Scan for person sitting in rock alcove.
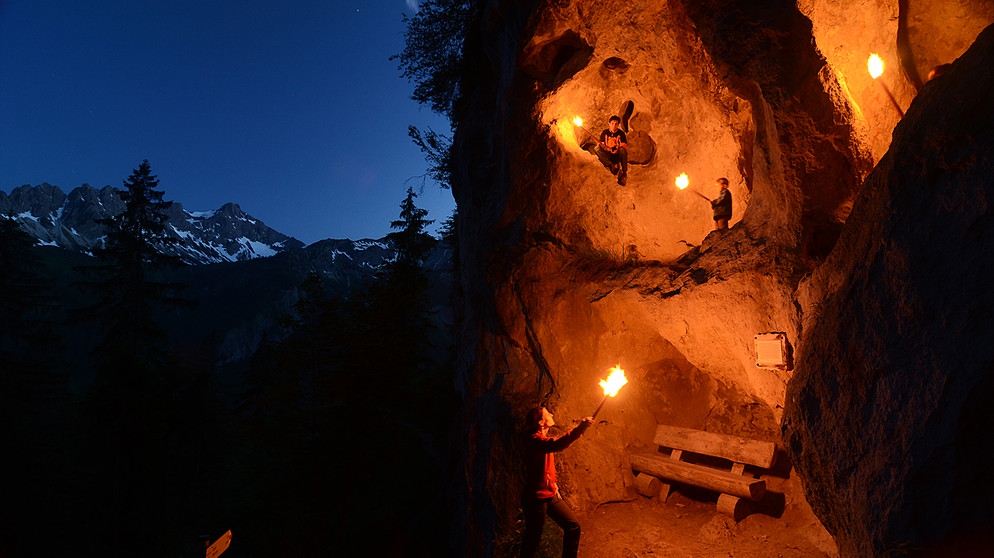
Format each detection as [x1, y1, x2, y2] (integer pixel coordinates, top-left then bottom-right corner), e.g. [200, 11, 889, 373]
[596, 115, 629, 186]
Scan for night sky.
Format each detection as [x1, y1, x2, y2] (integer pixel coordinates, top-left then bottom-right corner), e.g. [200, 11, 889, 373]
[0, 0, 455, 245]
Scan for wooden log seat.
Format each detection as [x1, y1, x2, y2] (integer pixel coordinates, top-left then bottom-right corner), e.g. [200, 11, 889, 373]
[629, 452, 766, 501]
[629, 425, 777, 520]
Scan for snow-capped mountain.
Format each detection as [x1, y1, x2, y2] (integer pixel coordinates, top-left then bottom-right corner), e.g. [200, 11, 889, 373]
[0, 183, 304, 264]
[3, 182, 454, 363]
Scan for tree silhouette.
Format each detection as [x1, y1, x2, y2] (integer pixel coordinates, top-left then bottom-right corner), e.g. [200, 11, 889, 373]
[387, 186, 437, 268]
[0, 215, 70, 558]
[393, 0, 473, 119]
[223, 189, 457, 555]
[394, 0, 472, 189]
[72, 160, 194, 557]
[78, 159, 187, 371]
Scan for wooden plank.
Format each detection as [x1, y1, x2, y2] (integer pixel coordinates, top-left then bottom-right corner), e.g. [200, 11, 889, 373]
[653, 425, 776, 469]
[630, 452, 766, 501]
[206, 530, 232, 558]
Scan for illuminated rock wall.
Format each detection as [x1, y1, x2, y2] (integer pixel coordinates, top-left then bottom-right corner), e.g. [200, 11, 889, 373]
[783, 25, 994, 556]
[448, 0, 993, 553]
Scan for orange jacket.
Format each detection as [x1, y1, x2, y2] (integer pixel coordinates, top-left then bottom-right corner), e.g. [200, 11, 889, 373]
[523, 425, 587, 499]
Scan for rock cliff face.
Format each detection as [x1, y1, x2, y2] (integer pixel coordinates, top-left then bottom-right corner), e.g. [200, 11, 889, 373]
[784, 25, 994, 556]
[448, 0, 993, 555]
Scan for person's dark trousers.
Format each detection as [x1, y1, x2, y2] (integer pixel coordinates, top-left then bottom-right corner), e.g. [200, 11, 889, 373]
[615, 147, 628, 175]
[595, 147, 629, 175]
[519, 496, 582, 558]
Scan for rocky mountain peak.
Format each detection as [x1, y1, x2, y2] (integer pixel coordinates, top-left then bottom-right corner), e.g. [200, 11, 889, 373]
[0, 183, 303, 264]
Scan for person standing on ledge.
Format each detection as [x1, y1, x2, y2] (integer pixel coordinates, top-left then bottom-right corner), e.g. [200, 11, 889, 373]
[596, 115, 629, 186]
[711, 177, 732, 230]
[519, 406, 594, 558]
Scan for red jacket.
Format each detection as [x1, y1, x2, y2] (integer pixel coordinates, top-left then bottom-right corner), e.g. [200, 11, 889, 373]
[523, 425, 587, 499]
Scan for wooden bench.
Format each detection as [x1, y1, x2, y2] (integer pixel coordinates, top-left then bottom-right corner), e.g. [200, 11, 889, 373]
[629, 424, 776, 521]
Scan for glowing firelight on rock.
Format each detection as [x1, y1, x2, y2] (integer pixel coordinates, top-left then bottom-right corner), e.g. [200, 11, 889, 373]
[866, 53, 905, 117]
[572, 115, 599, 144]
[867, 53, 884, 79]
[676, 172, 711, 202]
[592, 365, 628, 419]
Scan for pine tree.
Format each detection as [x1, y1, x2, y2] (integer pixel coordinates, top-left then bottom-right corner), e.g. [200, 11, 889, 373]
[73, 160, 192, 557]
[78, 159, 187, 372]
[387, 186, 436, 268]
[350, 188, 438, 412]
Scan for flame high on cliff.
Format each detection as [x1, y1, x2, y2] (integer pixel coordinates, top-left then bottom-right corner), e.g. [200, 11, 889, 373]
[867, 53, 904, 117]
[867, 53, 884, 79]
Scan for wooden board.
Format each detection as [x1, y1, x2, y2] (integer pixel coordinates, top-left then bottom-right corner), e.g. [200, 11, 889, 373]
[206, 530, 232, 558]
[653, 425, 776, 469]
[630, 452, 766, 501]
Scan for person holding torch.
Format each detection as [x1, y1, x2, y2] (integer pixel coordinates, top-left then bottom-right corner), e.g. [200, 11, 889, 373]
[711, 177, 732, 230]
[519, 406, 594, 558]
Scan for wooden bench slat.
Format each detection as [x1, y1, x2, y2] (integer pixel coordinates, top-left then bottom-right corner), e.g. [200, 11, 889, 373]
[653, 425, 776, 469]
[630, 452, 766, 501]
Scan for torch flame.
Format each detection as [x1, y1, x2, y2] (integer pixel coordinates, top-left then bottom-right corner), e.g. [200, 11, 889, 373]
[572, 116, 584, 127]
[675, 173, 690, 190]
[599, 365, 628, 397]
[867, 53, 884, 79]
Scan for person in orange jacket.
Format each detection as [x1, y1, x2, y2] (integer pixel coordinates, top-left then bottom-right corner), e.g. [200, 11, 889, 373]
[519, 406, 595, 558]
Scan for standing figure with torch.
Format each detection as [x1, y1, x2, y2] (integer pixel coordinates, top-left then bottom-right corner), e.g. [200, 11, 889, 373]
[519, 406, 594, 558]
[710, 177, 732, 230]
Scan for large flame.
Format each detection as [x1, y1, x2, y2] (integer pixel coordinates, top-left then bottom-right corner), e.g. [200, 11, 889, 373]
[599, 365, 628, 397]
[867, 53, 884, 79]
[675, 173, 690, 190]
[572, 116, 584, 127]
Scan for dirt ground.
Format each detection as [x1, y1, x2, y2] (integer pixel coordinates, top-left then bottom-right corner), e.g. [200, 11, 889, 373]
[578, 489, 838, 558]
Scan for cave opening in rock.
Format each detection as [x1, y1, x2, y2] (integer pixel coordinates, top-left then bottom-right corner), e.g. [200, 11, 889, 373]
[451, 1, 994, 556]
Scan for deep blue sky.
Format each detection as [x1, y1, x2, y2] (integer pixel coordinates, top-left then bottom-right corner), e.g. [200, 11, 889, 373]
[0, 0, 455, 245]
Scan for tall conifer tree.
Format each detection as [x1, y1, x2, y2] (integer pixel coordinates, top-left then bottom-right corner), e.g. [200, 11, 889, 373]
[73, 160, 191, 557]
[78, 159, 186, 372]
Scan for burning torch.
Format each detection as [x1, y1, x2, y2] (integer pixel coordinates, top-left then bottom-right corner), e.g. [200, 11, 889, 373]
[572, 116, 600, 144]
[591, 365, 629, 420]
[867, 53, 905, 118]
[676, 172, 711, 202]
